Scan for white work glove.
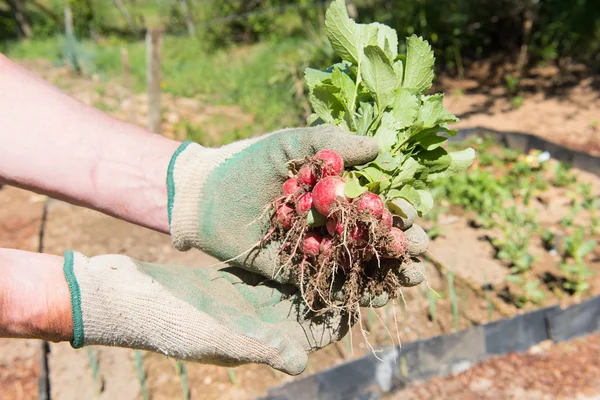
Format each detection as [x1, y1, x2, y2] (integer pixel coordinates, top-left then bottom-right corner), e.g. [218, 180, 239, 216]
[63, 250, 348, 375]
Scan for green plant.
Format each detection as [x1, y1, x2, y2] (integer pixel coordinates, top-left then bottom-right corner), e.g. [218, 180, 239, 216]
[505, 275, 546, 307]
[134, 350, 148, 400]
[447, 271, 459, 331]
[227, 368, 238, 386]
[175, 360, 190, 400]
[305, 0, 475, 217]
[510, 95, 524, 109]
[577, 183, 600, 211]
[86, 347, 103, 394]
[427, 288, 439, 322]
[553, 162, 577, 187]
[559, 227, 596, 294]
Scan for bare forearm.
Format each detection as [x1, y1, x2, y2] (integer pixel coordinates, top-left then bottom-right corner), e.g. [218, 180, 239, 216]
[0, 54, 180, 233]
[0, 249, 72, 342]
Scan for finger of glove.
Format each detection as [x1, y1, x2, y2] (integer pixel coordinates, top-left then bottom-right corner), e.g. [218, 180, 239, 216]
[277, 297, 350, 354]
[404, 224, 429, 256]
[298, 124, 380, 167]
[398, 258, 426, 287]
[390, 198, 418, 230]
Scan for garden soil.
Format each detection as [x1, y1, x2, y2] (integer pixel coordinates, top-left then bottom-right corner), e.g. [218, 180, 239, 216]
[1, 61, 600, 399]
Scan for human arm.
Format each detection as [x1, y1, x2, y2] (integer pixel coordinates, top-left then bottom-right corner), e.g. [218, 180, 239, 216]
[0, 53, 179, 233]
[0, 248, 72, 342]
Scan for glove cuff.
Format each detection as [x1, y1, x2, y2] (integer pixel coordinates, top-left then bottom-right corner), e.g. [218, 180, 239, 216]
[167, 141, 213, 251]
[63, 250, 84, 348]
[166, 137, 266, 252]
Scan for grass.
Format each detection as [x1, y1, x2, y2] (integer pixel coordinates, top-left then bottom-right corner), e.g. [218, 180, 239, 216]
[2, 34, 307, 144]
[134, 350, 149, 400]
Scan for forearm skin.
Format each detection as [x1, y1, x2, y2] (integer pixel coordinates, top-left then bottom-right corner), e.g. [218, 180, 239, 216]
[0, 249, 72, 342]
[0, 53, 180, 233]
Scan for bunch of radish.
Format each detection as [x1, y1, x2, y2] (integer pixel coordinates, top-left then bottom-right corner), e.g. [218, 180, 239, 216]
[271, 149, 410, 310]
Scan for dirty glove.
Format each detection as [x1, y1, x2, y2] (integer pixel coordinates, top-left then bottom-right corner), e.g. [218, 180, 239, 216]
[167, 125, 430, 295]
[63, 250, 349, 375]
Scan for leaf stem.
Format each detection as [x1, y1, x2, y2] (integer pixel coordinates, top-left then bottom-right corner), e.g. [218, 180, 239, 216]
[350, 60, 362, 128]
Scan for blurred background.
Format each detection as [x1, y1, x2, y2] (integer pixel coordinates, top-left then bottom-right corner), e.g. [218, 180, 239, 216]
[1, 1, 600, 399]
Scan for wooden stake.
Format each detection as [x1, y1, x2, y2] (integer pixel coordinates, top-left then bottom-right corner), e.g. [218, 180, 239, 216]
[121, 48, 136, 124]
[146, 27, 163, 134]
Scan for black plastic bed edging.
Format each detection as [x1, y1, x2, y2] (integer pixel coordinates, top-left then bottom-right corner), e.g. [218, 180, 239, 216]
[260, 295, 600, 400]
[259, 128, 600, 400]
[449, 127, 600, 177]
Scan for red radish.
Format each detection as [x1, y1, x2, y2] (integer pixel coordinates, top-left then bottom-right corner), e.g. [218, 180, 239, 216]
[296, 193, 313, 214]
[283, 178, 300, 196]
[314, 149, 344, 177]
[320, 237, 333, 258]
[326, 218, 344, 236]
[313, 176, 347, 216]
[381, 209, 393, 230]
[302, 232, 322, 257]
[276, 204, 294, 230]
[298, 164, 317, 186]
[355, 192, 384, 219]
[351, 226, 368, 246]
[385, 227, 408, 258]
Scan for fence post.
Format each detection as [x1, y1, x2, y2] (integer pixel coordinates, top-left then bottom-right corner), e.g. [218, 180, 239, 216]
[121, 47, 136, 124]
[146, 27, 163, 134]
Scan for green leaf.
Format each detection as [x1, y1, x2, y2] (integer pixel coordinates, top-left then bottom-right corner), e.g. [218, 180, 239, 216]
[374, 23, 399, 60]
[402, 35, 435, 94]
[324, 0, 377, 65]
[356, 102, 374, 136]
[393, 59, 403, 87]
[304, 68, 332, 88]
[373, 112, 398, 151]
[309, 84, 344, 124]
[331, 67, 356, 110]
[427, 148, 476, 181]
[360, 166, 387, 182]
[415, 147, 452, 174]
[505, 275, 524, 284]
[344, 177, 368, 198]
[577, 240, 597, 259]
[373, 151, 401, 171]
[416, 189, 434, 215]
[387, 186, 421, 211]
[390, 88, 419, 130]
[361, 46, 396, 111]
[417, 94, 458, 129]
[307, 207, 327, 227]
[417, 134, 447, 151]
[391, 157, 420, 187]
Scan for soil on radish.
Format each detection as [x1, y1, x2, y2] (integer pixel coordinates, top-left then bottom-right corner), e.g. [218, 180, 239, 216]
[268, 151, 413, 317]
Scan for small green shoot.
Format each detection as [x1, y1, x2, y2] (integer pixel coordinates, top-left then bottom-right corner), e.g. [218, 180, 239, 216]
[447, 270, 459, 331]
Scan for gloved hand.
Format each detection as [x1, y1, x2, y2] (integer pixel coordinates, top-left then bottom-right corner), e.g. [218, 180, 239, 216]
[167, 125, 429, 298]
[63, 250, 349, 375]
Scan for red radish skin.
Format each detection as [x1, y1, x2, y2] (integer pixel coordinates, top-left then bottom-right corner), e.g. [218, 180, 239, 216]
[313, 176, 347, 216]
[382, 209, 393, 230]
[302, 232, 322, 257]
[386, 228, 408, 258]
[320, 237, 333, 258]
[283, 178, 301, 196]
[296, 193, 313, 214]
[351, 226, 368, 246]
[355, 192, 384, 219]
[326, 218, 344, 236]
[314, 149, 344, 177]
[298, 164, 317, 186]
[276, 204, 294, 230]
